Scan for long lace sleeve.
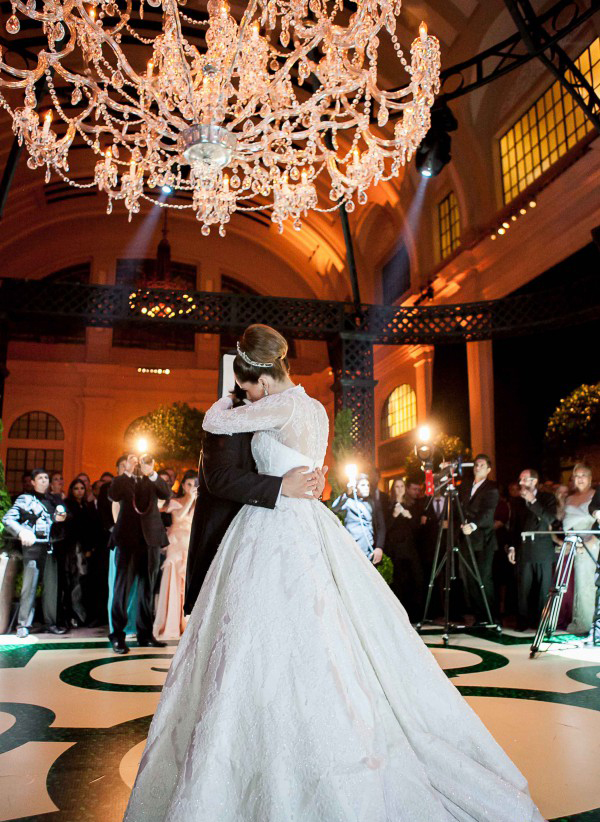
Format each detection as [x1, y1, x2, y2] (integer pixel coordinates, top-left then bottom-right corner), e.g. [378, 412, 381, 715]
[203, 393, 295, 435]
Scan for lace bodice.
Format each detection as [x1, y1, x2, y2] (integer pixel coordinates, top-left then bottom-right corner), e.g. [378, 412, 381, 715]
[203, 385, 329, 476]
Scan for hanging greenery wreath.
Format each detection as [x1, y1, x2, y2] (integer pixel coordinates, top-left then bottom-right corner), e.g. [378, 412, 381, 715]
[545, 383, 600, 453]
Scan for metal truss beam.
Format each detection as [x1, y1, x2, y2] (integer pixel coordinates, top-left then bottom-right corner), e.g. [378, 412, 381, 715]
[387, 0, 599, 109]
[2, 274, 598, 344]
[504, 0, 600, 133]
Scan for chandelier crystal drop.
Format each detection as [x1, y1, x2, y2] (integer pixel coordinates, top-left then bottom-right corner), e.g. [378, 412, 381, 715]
[0, 0, 440, 234]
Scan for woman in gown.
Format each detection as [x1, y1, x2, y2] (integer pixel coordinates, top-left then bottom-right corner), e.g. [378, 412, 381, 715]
[124, 324, 545, 822]
[153, 470, 198, 641]
[561, 463, 598, 635]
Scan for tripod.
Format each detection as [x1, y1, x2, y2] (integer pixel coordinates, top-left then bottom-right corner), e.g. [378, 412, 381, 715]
[528, 529, 599, 658]
[417, 483, 497, 645]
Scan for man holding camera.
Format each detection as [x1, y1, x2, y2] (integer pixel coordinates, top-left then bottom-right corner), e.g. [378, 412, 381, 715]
[508, 468, 557, 631]
[331, 473, 386, 564]
[2, 467, 67, 638]
[108, 454, 172, 654]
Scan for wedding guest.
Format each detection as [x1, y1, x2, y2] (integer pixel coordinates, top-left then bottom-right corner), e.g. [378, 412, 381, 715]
[2, 468, 67, 637]
[384, 478, 422, 620]
[106, 456, 138, 637]
[108, 454, 171, 654]
[154, 470, 198, 640]
[63, 478, 102, 626]
[76, 472, 95, 503]
[49, 471, 65, 503]
[459, 454, 499, 625]
[559, 464, 598, 635]
[508, 469, 557, 631]
[331, 474, 385, 564]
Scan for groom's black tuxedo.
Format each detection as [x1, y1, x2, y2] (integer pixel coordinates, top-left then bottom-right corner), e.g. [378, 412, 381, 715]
[184, 430, 282, 615]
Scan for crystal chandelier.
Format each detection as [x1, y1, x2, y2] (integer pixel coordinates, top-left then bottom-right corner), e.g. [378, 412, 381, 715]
[0, 0, 440, 235]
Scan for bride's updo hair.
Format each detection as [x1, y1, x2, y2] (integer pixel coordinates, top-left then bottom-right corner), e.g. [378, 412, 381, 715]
[234, 324, 289, 383]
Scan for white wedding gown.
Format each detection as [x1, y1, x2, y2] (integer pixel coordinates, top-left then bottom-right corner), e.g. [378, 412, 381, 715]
[124, 385, 544, 822]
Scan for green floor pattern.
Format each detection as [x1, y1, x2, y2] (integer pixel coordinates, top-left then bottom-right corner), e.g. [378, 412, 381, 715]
[0, 636, 598, 821]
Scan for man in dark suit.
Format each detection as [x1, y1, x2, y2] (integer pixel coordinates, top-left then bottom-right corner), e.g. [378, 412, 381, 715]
[108, 454, 172, 653]
[459, 454, 500, 624]
[184, 392, 326, 615]
[508, 468, 557, 631]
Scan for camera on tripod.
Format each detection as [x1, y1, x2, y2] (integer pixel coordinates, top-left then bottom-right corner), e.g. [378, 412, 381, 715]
[414, 426, 472, 496]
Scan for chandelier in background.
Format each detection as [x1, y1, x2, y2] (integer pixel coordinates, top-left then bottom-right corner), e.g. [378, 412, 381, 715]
[0, 0, 440, 234]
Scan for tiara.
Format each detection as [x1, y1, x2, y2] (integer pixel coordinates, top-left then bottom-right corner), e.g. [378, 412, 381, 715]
[236, 341, 275, 369]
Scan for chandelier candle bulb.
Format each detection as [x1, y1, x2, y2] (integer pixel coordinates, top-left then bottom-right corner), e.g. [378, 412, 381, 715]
[147, 61, 154, 79]
[42, 110, 52, 139]
[419, 22, 428, 41]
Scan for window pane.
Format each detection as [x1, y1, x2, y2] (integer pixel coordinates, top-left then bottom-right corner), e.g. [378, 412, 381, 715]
[437, 191, 461, 261]
[8, 412, 64, 440]
[500, 37, 598, 203]
[382, 385, 417, 439]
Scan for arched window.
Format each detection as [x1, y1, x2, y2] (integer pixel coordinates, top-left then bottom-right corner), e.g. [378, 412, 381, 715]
[6, 412, 64, 495]
[381, 385, 417, 440]
[9, 411, 64, 440]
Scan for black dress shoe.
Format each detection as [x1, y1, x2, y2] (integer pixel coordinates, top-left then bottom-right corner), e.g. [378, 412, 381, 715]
[47, 625, 67, 635]
[137, 636, 167, 647]
[111, 638, 130, 655]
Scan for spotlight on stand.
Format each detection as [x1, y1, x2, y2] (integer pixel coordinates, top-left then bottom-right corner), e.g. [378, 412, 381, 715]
[416, 102, 458, 179]
[136, 436, 149, 454]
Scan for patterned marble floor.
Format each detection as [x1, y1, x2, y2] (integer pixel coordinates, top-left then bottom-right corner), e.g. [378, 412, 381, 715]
[0, 627, 598, 822]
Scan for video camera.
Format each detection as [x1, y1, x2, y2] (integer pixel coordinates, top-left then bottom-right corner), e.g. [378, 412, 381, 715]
[414, 426, 472, 496]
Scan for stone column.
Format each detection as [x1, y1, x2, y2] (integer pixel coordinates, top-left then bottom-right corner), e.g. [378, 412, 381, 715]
[466, 340, 495, 463]
[409, 345, 434, 424]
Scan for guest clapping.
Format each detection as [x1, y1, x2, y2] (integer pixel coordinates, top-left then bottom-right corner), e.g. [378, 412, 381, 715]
[384, 478, 422, 620]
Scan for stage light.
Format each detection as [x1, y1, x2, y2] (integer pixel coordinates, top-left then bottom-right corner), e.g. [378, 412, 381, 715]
[161, 184, 173, 195]
[502, 221, 510, 229]
[136, 436, 149, 453]
[491, 234, 497, 240]
[415, 102, 458, 179]
[511, 215, 517, 221]
[529, 200, 537, 208]
[520, 208, 527, 215]
[498, 227, 506, 235]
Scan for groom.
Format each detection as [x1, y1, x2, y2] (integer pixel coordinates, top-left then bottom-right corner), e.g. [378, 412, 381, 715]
[184, 386, 327, 614]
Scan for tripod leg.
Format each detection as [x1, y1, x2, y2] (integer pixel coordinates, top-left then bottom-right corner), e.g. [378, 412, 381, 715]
[442, 497, 453, 645]
[530, 538, 575, 657]
[419, 517, 446, 630]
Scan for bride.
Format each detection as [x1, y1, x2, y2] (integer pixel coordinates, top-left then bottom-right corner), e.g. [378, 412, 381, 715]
[124, 324, 545, 822]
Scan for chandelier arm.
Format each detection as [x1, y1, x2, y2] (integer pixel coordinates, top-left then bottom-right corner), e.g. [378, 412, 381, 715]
[11, 0, 63, 24]
[74, 0, 134, 39]
[0, 59, 47, 88]
[214, 0, 261, 116]
[165, 0, 199, 120]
